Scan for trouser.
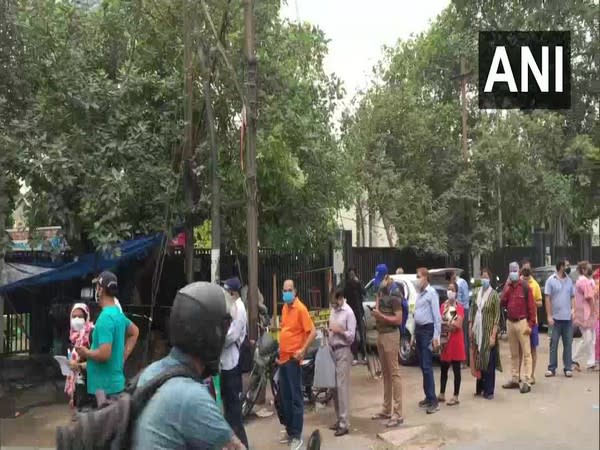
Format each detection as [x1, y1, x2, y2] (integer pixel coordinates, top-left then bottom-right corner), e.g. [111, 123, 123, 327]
[415, 324, 436, 405]
[332, 346, 353, 429]
[221, 366, 249, 448]
[279, 360, 303, 440]
[351, 310, 366, 359]
[573, 326, 595, 368]
[548, 319, 573, 373]
[507, 319, 532, 384]
[476, 345, 497, 397]
[440, 361, 461, 396]
[376, 330, 403, 417]
[463, 309, 470, 366]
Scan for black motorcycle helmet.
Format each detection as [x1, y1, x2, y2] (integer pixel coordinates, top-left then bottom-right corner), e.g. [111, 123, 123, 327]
[169, 282, 233, 378]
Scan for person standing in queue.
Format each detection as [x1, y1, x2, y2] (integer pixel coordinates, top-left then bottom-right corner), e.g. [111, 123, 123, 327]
[76, 271, 139, 405]
[544, 260, 575, 378]
[220, 277, 249, 449]
[414, 267, 442, 414]
[370, 275, 405, 427]
[470, 269, 502, 399]
[501, 262, 536, 393]
[520, 261, 542, 384]
[438, 281, 465, 406]
[343, 268, 366, 364]
[278, 279, 316, 450]
[328, 288, 356, 436]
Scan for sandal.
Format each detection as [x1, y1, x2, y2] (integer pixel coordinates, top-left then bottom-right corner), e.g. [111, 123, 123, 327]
[437, 394, 446, 403]
[447, 397, 460, 406]
[371, 412, 391, 420]
[573, 361, 581, 372]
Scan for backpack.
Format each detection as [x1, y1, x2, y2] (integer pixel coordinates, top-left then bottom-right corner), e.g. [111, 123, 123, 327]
[56, 366, 199, 450]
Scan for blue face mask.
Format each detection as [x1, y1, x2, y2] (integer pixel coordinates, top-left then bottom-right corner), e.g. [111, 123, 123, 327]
[282, 291, 295, 304]
[509, 272, 519, 282]
[481, 279, 490, 290]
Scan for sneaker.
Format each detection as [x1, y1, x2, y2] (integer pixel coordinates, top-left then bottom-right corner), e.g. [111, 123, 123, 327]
[502, 381, 520, 389]
[483, 394, 494, 400]
[290, 438, 304, 450]
[426, 403, 440, 414]
[385, 415, 404, 427]
[544, 370, 555, 377]
[279, 436, 290, 445]
[520, 383, 531, 394]
[418, 399, 431, 408]
[564, 370, 573, 378]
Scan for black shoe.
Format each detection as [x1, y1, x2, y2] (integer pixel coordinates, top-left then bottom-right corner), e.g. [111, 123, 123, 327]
[328, 423, 339, 431]
[334, 428, 349, 437]
[426, 403, 440, 414]
[418, 399, 431, 408]
[502, 381, 520, 389]
[520, 383, 531, 394]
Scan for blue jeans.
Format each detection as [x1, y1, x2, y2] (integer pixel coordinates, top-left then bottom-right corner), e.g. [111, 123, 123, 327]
[548, 319, 573, 373]
[415, 324, 437, 405]
[279, 360, 303, 439]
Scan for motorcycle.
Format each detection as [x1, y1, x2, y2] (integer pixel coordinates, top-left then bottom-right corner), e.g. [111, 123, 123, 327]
[241, 326, 332, 419]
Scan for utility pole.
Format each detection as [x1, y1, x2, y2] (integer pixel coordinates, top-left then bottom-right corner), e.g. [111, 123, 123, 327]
[182, 0, 195, 283]
[199, 47, 221, 284]
[243, 0, 259, 343]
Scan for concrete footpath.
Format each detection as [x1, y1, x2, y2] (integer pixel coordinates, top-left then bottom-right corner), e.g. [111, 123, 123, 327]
[1, 334, 598, 449]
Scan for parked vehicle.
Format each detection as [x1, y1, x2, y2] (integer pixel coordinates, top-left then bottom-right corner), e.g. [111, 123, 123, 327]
[241, 327, 331, 419]
[362, 268, 466, 366]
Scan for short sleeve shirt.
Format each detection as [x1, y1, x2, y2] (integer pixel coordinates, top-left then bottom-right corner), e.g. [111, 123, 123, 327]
[544, 273, 575, 321]
[376, 283, 403, 334]
[133, 349, 233, 449]
[279, 298, 315, 364]
[86, 305, 132, 395]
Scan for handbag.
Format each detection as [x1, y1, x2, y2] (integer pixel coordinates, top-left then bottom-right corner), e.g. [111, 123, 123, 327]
[313, 334, 337, 389]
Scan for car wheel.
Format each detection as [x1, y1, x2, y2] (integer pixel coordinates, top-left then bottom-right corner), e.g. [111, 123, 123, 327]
[399, 332, 417, 366]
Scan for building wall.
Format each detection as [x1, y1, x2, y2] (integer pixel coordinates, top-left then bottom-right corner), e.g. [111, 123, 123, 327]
[337, 205, 395, 248]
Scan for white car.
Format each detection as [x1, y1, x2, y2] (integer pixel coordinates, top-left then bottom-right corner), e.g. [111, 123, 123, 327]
[362, 268, 466, 365]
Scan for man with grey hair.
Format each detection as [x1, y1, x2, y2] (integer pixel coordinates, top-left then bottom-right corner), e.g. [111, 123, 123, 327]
[501, 262, 537, 393]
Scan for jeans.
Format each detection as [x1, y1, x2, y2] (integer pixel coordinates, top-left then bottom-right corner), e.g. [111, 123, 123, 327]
[221, 366, 249, 448]
[548, 319, 573, 373]
[463, 309, 470, 367]
[415, 324, 437, 405]
[279, 360, 303, 439]
[476, 345, 497, 397]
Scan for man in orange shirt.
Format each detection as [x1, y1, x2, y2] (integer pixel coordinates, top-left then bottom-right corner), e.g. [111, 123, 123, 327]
[278, 279, 316, 450]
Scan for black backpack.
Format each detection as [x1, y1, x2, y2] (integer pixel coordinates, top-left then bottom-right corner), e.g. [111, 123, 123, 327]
[237, 334, 253, 374]
[56, 366, 199, 450]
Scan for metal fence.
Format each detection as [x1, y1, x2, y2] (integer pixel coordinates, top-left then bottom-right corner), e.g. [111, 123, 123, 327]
[2, 312, 31, 355]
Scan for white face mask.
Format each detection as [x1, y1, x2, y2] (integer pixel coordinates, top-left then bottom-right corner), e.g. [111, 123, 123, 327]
[447, 291, 457, 301]
[71, 317, 85, 331]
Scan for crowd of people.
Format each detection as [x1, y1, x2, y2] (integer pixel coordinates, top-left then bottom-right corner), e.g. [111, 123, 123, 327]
[60, 259, 599, 450]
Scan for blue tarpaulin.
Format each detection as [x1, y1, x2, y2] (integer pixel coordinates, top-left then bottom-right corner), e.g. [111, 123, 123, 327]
[0, 234, 163, 294]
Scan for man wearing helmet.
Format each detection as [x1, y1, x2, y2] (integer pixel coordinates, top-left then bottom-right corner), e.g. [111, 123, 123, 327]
[132, 282, 246, 449]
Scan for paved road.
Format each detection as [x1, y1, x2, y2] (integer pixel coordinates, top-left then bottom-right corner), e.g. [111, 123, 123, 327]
[1, 333, 598, 449]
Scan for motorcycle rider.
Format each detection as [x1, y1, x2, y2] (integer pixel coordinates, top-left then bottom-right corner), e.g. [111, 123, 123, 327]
[132, 282, 246, 449]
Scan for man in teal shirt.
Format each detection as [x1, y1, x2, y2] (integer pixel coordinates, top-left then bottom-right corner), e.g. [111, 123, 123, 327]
[77, 271, 139, 399]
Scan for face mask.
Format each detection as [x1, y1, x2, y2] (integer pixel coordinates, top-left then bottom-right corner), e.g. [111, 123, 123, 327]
[481, 279, 490, 290]
[71, 318, 85, 332]
[446, 291, 456, 300]
[282, 291, 295, 304]
[509, 272, 519, 282]
[565, 267, 571, 275]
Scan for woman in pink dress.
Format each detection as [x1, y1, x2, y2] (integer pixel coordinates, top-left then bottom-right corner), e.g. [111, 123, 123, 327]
[573, 261, 597, 371]
[438, 281, 466, 406]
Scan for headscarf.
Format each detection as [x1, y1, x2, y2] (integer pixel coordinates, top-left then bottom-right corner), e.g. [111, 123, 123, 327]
[65, 303, 94, 402]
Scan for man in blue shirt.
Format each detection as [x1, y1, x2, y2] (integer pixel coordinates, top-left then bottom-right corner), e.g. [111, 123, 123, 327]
[133, 282, 246, 450]
[76, 271, 139, 402]
[544, 260, 576, 377]
[414, 267, 442, 414]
